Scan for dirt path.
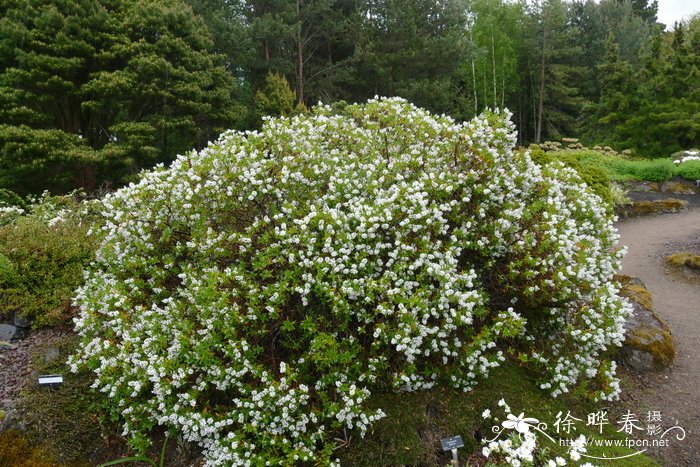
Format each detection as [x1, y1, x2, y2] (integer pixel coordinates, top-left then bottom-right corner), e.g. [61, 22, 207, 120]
[616, 208, 700, 466]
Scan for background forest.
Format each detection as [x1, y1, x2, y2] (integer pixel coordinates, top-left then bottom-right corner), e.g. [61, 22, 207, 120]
[0, 0, 698, 195]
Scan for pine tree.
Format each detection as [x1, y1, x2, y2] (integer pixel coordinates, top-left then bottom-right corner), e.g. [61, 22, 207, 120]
[0, 0, 240, 194]
[591, 35, 636, 143]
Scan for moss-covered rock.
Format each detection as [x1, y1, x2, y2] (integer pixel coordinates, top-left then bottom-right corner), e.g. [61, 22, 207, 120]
[620, 283, 654, 311]
[623, 180, 660, 192]
[616, 276, 676, 371]
[616, 198, 688, 218]
[0, 429, 60, 466]
[666, 252, 700, 270]
[659, 179, 697, 195]
[665, 252, 700, 284]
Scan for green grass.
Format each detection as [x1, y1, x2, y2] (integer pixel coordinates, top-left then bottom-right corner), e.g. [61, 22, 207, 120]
[337, 360, 659, 466]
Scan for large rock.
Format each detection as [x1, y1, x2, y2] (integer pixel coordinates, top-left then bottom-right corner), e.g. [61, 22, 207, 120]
[660, 180, 697, 195]
[616, 275, 675, 372]
[665, 252, 700, 284]
[616, 198, 688, 218]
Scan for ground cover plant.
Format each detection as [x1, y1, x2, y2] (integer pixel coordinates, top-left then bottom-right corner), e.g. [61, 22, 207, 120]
[70, 98, 630, 465]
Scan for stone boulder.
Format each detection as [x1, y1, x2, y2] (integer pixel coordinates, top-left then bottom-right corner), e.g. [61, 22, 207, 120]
[615, 275, 675, 372]
[616, 198, 688, 218]
[660, 180, 698, 195]
[12, 312, 32, 329]
[665, 252, 700, 284]
[0, 324, 26, 343]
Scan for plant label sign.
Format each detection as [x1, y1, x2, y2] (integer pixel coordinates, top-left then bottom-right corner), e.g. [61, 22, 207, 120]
[440, 435, 464, 451]
[38, 374, 63, 386]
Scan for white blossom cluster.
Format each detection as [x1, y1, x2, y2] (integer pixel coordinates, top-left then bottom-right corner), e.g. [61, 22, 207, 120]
[70, 97, 629, 464]
[673, 150, 699, 164]
[0, 190, 98, 227]
[482, 401, 595, 467]
[483, 432, 593, 467]
[0, 205, 25, 226]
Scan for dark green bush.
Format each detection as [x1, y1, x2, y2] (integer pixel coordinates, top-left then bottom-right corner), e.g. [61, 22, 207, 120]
[0, 188, 24, 209]
[525, 144, 549, 165]
[674, 161, 700, 181]
[578, 165, 613, 207]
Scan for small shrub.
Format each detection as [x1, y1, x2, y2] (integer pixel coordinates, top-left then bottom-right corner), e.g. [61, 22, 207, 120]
[631, 159, 674, 182]
[71, 98, 629, 465]
[610, 183, 632, 207]
[578, 165, 613, 207]
[674, 160, 700, 181]
[0, 193, 97, 327]
[524, 144, 550, 166]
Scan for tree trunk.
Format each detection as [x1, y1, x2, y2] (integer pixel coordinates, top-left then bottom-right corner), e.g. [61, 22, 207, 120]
[295, 0, 304, 104]
[501, 54, 506, 108]
[536, 10, 548, 143]
[489, 0, 497, 108]
[491, 31, 497, 108]
[483, 66, 487, 110]
[468, 25, 478, 114]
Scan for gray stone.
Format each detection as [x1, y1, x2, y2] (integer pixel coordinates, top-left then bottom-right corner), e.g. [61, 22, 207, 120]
[618, 347, 659, 372]
[0, 324, 19, 341]
[626, 275, 646, 288]
[12, 312, 32, 329]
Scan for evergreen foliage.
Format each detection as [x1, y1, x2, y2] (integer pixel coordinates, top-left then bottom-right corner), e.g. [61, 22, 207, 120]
[0, 0, 240, 194]
[0, 0, 698, 190]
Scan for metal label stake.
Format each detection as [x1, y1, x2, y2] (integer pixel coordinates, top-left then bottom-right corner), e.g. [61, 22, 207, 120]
[440, 435, 464, 465]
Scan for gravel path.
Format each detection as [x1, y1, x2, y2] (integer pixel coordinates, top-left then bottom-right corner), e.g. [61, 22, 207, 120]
[616, 208, 700, 465]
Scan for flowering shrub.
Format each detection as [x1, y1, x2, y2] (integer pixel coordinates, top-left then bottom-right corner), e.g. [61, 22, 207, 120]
[70, 98, 629, 465]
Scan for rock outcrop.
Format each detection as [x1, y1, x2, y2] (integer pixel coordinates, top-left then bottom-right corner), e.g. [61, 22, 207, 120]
[617, 198, 688, 218]
[615, 275, 676, 372]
